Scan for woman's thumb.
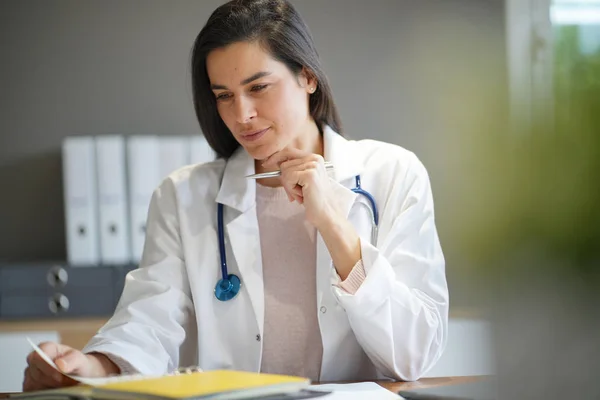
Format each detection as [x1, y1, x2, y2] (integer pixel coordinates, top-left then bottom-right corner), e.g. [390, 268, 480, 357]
[55, 349, 86, 374]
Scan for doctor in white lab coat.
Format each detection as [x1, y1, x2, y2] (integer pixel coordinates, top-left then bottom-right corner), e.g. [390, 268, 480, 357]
[23, 0, 448, 391]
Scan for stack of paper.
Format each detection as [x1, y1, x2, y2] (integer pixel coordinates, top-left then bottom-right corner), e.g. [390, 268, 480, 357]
[312, 382, 402, 399]
[19, 338, 310, 400]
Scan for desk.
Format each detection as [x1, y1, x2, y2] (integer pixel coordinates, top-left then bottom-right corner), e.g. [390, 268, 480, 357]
[377, 375, 484, 392]
[0, 376, 483, 398]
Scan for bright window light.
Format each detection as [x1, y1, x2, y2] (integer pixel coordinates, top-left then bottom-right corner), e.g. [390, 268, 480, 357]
[552, 0, 600, 4]
[551, 0, 600, 25]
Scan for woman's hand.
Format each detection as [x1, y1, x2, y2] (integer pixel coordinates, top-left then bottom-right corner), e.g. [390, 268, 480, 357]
[23, 342, 120, 391]
[262, 148, 341, 229]
[262, 148, 362, 279]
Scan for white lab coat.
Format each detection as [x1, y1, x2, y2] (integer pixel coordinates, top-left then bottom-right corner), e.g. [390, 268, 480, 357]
[83, 126, 448, 382]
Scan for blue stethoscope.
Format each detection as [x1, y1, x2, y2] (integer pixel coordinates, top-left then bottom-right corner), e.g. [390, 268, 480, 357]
[214, 175, 379, 301]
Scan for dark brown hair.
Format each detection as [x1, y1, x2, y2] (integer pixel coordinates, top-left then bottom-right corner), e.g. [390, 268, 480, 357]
[190, 0, 342, 158]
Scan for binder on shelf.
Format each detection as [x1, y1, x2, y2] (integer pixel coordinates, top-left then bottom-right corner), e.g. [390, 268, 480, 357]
[159, 136, 190, 178]
[95, 135, 131, 265]
[62, 136, 100, 267]
[189, 135, 216, 165]
[127, 135, 194, 264]
[127, 136, 161, 264]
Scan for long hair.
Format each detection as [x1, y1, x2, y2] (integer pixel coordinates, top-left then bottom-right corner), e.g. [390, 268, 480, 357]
[190, 0, 342, 158]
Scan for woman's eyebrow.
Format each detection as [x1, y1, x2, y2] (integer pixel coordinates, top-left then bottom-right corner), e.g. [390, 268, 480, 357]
[240, 71, 271, 85]
[210, 71, 272, 90]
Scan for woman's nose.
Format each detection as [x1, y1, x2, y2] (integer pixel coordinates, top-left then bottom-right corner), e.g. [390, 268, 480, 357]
[234, 96, 257, 123]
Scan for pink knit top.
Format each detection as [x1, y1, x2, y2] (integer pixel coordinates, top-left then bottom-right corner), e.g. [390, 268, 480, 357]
[256, 184, 366, 382]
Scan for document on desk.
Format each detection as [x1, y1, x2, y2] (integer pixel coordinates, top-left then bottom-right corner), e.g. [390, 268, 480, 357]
[312, 382, 402, 399]
[26, 338, 149, 386]
[27, 338, 400, 398]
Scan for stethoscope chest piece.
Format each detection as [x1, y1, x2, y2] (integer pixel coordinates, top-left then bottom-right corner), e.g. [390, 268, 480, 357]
[214, 273, 241, 301]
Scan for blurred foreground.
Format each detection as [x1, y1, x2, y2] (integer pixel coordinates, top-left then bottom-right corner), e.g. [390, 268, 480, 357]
[442, 16, 600, 399]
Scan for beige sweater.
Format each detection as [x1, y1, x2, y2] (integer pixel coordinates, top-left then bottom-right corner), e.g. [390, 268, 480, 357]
[256, 184, 366, 382]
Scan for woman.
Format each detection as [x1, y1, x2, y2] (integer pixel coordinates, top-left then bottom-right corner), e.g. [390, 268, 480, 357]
[24, 0, 448, 390]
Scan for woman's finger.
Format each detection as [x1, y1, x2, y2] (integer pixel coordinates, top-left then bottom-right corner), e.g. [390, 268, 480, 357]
[282, 184, 297, 203]
[280, 161, 320, 185]
[285, 190, 294, 202]
[22, 371, 41, 392]
[280, 169, 301, 197]
[292, 185, 303, 198]
[279, 158, 307, 171]
[278, 159, 323, 206]
[27, 364, 63, 389]
[32, 363, 64, 387]
[28, 355, 63, 379]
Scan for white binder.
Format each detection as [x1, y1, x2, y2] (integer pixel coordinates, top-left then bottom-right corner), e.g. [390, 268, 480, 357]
[127, 136, 161, 264]
[127, 136, 193, 264]
[95, 135, 131, 265]
[159, 136, 190, 179]
[62, 136, 100, 266]
[189, 135, 216, 165]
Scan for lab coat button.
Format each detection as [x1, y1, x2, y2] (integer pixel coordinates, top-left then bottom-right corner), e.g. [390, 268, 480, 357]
[256, 334, 261, 342]
[320, 306, 327, 314]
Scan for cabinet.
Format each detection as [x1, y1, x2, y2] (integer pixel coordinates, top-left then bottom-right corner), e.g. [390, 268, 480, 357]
[0, 263, 135, 319]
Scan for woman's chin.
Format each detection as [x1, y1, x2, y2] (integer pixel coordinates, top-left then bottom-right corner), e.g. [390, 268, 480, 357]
[245, 144, 278, 162]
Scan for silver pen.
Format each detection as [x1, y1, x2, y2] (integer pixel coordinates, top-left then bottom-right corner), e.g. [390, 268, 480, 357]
[245, 161, 334, 179]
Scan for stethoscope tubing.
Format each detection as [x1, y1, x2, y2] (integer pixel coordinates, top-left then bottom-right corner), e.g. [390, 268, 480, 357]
[214, 175, 378, 301]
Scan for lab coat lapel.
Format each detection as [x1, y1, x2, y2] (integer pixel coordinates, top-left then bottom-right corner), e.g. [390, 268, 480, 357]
[215, 148, 264, 337]
[322, 126, 364, 184]
[315, 127, 365, 300]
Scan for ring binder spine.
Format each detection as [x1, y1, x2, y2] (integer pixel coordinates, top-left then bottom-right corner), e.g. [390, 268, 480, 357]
[172, 366, 203, 375]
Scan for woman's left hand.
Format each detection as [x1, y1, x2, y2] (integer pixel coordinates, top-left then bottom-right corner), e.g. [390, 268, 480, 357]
[262, 148, 341, 228]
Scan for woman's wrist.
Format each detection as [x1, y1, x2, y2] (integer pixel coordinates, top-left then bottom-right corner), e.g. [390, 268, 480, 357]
[316, 208, 362, 280]
[86, 352, 121, 377]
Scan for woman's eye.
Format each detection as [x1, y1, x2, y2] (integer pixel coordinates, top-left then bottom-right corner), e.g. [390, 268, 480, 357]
[215, 93, 232, 101]
[251, 84, 268, 92]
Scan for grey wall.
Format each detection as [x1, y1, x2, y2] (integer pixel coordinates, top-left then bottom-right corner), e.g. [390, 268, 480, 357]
[0, 0, 506, 308]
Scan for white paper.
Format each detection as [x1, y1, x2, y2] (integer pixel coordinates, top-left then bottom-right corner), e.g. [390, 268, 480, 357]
[311, 382, 402, 399]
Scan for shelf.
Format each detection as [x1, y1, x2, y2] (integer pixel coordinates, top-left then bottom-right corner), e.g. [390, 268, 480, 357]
[0, 317, 107, 349]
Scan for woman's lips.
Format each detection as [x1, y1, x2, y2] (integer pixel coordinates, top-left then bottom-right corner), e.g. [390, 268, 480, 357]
[241, 127, 269, 142]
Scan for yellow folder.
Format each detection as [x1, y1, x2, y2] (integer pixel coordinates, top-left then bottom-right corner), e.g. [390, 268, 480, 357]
[12, 370, 311, 400]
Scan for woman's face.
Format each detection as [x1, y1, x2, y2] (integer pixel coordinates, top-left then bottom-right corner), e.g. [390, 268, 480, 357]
[206, 41, 316, 161]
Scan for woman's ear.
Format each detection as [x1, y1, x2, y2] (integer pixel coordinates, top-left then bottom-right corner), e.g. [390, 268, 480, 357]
[300, 67, 318, 94]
